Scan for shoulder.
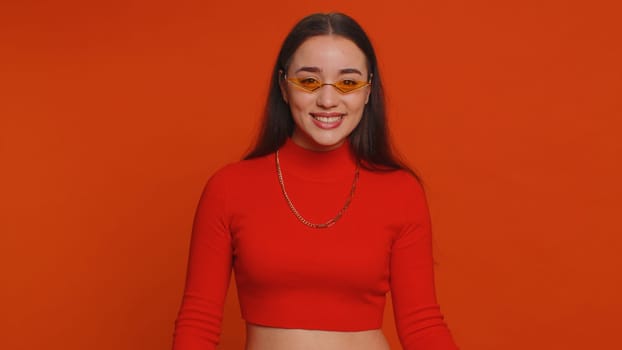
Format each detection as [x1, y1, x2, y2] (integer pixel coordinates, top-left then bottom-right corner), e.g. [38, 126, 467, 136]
[364, 168, 426, 197]
[363, 169, 430, 223]
[203, 154, 273, 189]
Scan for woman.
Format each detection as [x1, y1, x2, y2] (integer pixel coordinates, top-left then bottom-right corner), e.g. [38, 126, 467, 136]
[173, 12, 459, 350]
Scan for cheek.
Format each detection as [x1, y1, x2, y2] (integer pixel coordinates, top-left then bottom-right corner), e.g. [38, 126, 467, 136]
[288, 93, 313, 113]
[346, 95, 368, 112]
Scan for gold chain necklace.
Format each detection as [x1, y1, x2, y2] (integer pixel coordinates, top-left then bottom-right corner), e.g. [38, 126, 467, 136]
[275, 149, 360, 229]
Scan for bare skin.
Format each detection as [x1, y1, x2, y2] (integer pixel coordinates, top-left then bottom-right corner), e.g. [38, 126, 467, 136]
[245, 323, 391, 350]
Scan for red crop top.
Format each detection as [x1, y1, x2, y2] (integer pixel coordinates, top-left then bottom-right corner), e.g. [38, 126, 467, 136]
[172, 138, 458, 349]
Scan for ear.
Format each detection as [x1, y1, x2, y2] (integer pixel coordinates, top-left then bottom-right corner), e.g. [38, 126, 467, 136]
[278, 70, 289, 104]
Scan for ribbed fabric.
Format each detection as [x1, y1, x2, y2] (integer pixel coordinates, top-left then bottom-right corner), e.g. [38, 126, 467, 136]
[172, 138, 458, 349]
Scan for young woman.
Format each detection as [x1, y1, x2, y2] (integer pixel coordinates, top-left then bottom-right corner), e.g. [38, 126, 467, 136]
[173, 12, 459, 350]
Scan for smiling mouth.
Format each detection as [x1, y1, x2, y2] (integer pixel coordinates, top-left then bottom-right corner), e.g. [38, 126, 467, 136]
[310, 113, 344, 123]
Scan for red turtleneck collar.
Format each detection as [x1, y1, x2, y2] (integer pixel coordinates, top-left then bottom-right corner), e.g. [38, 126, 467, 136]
[275, 138, 358, 182]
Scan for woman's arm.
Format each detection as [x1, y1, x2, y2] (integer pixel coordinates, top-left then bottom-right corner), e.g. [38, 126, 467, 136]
[390, 176, 459, 350]
[172, 169, 233, 350]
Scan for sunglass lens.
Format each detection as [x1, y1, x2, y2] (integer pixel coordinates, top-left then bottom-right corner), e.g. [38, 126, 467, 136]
[335, 80, 367, 93]
[298, 79, 321, 91]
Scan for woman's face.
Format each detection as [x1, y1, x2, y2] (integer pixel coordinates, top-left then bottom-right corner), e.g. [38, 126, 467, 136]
[280, 35, 371, 151]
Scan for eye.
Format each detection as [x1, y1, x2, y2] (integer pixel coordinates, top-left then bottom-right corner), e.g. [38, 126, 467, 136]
[341, 79, 357, 86]
[300, 77, 319, 84]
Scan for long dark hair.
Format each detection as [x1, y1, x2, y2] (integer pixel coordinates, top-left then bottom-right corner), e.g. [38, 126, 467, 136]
[245, 12, 417, 178]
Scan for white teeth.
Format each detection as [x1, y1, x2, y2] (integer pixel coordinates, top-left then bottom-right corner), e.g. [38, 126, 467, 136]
[313, 115, 342, 123]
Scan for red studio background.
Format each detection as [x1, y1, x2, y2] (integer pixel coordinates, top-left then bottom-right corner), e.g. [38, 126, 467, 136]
[1, 1, 621, 349]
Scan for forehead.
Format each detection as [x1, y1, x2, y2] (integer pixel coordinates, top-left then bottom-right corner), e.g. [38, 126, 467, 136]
[288, 35, 368, 75]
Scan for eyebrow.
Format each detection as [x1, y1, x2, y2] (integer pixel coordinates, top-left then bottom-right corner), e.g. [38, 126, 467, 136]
[294, 66, 364, 76]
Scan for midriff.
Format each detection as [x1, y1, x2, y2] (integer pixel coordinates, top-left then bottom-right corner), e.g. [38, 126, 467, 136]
[245, 322, 391, 350]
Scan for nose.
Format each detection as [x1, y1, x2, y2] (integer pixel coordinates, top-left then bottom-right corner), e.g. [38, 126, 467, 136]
[315, 84, 340, 109]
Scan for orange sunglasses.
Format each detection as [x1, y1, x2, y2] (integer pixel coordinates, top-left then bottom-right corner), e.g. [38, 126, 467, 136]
[282, 72, 372, 94]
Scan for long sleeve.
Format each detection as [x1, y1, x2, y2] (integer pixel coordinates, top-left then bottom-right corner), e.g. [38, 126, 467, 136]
[173, 169, 233, 350]
[390, 177, 459, 350]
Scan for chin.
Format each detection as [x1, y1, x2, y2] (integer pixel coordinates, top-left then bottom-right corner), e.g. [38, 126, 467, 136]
[309, 136, 348, 150]
[293, 135, 340, 151]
